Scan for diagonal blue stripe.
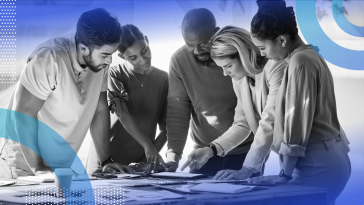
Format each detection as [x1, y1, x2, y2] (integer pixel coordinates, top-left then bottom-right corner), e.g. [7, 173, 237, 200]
[0, 108, 95, 204]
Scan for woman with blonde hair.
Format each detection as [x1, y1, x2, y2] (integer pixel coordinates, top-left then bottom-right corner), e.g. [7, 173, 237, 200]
[181, 25, 287, 179]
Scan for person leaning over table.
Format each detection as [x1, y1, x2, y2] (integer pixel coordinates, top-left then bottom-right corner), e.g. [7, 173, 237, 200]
[86, 24, 168, 175]
[181, 26, 287, 176]
[214, 1, 351, 205]
[164, 8, 263, 177]
[0, 8, 133, 179]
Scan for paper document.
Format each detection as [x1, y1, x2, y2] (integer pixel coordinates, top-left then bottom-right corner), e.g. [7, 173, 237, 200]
[17, 174, 54, 183]
[151, 172, 206, 179]
[190, 183, 268, 194]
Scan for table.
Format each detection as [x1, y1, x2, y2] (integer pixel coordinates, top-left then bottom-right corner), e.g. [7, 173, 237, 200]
[0, 178, 328, 205]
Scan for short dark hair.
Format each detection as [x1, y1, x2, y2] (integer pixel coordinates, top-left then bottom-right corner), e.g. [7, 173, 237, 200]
[118, 24, 145, 53]
[251, 0, 298, 41]
[182, 8, 216, 35]
[75, 8, 122, 49]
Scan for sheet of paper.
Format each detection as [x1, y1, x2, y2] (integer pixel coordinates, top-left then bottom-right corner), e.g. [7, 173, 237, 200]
[190, 183, 256, 194]
[123, 188, 184, 201]
[151, 172, 204, 178]
[17, 173, 55, 182]
[188, 179, 246, 184]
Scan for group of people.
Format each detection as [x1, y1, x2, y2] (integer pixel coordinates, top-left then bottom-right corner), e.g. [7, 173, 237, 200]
[0, 1, 351, 204]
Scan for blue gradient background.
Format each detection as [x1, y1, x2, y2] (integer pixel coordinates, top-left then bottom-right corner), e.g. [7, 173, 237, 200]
[0, 0, 362, 204]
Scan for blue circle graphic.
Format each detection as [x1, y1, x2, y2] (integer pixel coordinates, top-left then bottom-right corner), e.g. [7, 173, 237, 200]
[296, 0, 364, 70]
[332, 0, 364, 37]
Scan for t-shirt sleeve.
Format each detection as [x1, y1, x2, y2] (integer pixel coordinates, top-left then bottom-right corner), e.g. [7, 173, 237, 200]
[108, 66, 129, 102]
[20, 48, 59, 100]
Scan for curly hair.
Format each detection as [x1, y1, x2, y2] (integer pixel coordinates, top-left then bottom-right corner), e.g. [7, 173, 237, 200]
[210, 26, 267, 75]
[117, 24, 145, 53]
[251, 0, 298, 41]
[75, 8, 122, 49]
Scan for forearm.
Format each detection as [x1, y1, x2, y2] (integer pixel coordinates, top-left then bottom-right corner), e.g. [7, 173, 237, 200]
[282, 155, 298, 176]
[16, 116, 44, 174]
[90, 110, 111, 163]
[119, 112, 154, 150]
[154, 129, 167, 152]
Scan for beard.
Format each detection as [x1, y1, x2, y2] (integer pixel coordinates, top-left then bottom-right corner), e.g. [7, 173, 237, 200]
[193, 53, 214, 66]
[83, 54, 107, 73]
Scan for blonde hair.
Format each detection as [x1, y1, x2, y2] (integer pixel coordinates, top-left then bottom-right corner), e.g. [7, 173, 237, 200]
[210, 25, 266, 75]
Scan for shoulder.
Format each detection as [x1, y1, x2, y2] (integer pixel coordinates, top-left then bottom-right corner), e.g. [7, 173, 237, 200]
[28, 36, 72, 64]
[288, 50, 318, 77]
[151, 67, 169, 86]
[170, 45, 190, 64]
[152, 67, 168, 78]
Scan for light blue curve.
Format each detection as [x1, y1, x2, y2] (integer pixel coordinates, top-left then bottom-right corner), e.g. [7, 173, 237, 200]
[0, 108, 95, 204]
[296, 0, 364, 70]
[332, 0, 364, 37]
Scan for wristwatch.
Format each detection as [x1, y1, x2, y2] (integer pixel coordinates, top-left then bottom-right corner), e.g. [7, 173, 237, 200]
[279, 169, 293, 180]
[208, 143, 217, 156]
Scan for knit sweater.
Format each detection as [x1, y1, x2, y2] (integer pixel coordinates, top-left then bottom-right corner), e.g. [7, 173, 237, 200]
[166, 45, 253, 159]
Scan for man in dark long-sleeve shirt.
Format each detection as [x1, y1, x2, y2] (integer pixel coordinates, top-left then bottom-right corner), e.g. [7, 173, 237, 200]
[165, 8, 256, 176]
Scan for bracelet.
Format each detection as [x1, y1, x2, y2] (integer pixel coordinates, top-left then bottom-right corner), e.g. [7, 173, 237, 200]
[101, 156, 115, 167]
[208, 143, 217, 156]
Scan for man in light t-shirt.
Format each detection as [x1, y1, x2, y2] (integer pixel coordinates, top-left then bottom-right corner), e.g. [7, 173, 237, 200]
[0, 8, 132, 178]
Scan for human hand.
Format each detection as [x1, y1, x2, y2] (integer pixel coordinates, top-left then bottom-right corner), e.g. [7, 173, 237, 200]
[164, 161, 178, 172]
[212, 167, 253, 180]
[180, 147, 213, 171]
[35, 166, 53, 176]
[144, 147, 166, 175]
[102, 162, 134, 174]
[247, 175, 289, 184]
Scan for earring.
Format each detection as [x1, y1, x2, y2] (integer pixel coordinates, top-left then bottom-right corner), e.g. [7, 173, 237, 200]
[282, 43, 285, 47]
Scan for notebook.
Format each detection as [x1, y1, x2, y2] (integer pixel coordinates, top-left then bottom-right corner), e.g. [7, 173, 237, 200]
[151, 172, 207, 179]
[190, 183, 268, 194]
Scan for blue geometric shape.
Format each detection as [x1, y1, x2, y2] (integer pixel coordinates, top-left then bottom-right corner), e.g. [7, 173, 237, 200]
[0, 108, 95, 204]
[332, 0, 364, 37]
[296, 0, 364, 71]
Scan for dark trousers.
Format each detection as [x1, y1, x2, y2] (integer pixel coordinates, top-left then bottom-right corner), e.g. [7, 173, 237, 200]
[189, 152, 264, 177]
